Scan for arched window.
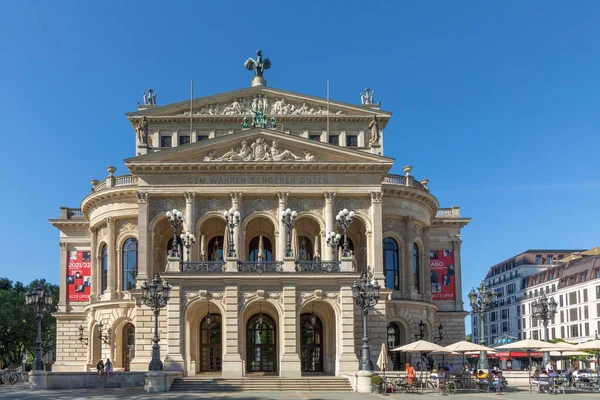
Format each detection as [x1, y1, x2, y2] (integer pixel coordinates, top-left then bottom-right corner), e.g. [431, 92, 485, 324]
[413, 243, 421, 293]
[387, 322, 404, 370]
[383, 238, 400, 290]
[249, 236, 273, 261]
[122, 238, 138, 291]
[297, 236, 313, 261]
[207, 236, 224, 261]
[101, 244, 108, 293]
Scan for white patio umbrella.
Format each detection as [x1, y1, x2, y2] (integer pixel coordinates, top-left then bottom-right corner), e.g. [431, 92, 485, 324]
[377, 343, 389, 395]
[538, 343, 578, 371]
[199, 233, 206, 261]
[257, 235, 265, 261]
[496, 339, 561, 392]
[392, 340, 446, 391]
[443, 341, 494, 372]
[314, 234, 321, 260]
[575, 339, 600, 392]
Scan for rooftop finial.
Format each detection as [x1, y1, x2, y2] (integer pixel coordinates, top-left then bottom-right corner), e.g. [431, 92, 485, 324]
[244, 50, 271, 87]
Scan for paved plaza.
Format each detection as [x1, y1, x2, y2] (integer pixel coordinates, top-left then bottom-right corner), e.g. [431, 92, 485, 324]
[2, 382, 600, 400]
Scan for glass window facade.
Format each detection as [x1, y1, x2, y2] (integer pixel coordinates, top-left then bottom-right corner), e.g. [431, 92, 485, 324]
[122, 238, 138, 291]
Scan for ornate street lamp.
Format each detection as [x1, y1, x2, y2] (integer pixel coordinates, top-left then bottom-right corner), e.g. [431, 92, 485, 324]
[166, 209, 184, 258]
[336, 209, 355, 257]
[140, 273, 172, 371]
[352, 271, 381, 370]
[97, 320, 112, 345]
[281, 208, 297, 258]
[25, 286, 53, 370]
[531, 292, 558, 365]
[414, 320, 425, 341]
[469, 281, 498, 370]
[77, 325, 88, 346]
[326, 230, 341, 261]
[434, 324, 444, 344]
[180, 230, 196, 262]
[224, 208, 241, 258]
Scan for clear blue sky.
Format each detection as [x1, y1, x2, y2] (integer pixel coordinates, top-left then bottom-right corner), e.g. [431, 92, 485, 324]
[1, 1, 599, 328]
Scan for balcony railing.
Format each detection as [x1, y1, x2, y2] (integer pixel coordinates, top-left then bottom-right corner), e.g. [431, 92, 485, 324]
[382, 174, 407, 185]
[238, 261, 283, 273]
[382, 174, 429, 192]
[435, 207, 461, 218]
[91, 174, 138, 193]
[182, 261, 225, 273]
[296, 261, 340, 272]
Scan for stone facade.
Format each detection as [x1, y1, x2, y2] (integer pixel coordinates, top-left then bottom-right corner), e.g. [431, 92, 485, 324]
[50, 78, 470, 377]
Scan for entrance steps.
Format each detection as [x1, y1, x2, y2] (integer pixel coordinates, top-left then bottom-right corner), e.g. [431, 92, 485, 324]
[170, 376, 353, 392]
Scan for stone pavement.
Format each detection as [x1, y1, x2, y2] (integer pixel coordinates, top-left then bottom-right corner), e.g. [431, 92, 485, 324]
[2, 382, 600, 400]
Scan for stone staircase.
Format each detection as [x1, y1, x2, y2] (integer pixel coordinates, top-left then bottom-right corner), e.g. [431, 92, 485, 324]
[170, 376, 353, 392]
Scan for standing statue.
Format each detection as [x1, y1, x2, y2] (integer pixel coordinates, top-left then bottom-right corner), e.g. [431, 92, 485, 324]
[142, 88, 157, 105]
[136, 116, 148, 144]
[368, 115, 381, 146]
[360, 88, 377, 105]
[244, 50, 271, 78]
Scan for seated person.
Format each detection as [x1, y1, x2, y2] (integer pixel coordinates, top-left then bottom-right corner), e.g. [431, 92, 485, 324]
[406, 362, 416, 385]
[476, 369, 489, 390]
[437, 368, 447, 389]
[491, 369, 504, 391]
[537, 369, 550, 393]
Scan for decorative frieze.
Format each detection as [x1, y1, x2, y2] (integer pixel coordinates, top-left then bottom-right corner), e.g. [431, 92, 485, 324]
[238, 289, 283, 306]
[288, 197, 324, 215]
[383, 218, 404, 232]
[336, 197, 370, 217]
[186, 289, 224, 304]
[118, 220, 138, 236]
[150, 198, 185, 221]
[298, 289, 340, 305]
[196, 198, 231, 218]
[203, 138, 316, 162]
[244, 198, 277, 217]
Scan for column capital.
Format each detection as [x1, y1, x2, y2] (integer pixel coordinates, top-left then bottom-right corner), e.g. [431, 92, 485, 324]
[59, 242, 68, 250]
[370, 191, 383, 203]
[230, 192, 243, 203]
[183, 191, 196, 203]
[104, 216, 115, 227]
[277, 192, 289, 203]
[136, 191, 149, 204]
[89, 227, 97, 237]
[323, 192, 336, 203]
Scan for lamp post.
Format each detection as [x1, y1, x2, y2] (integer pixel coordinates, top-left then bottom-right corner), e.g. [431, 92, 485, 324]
[352, 271, 381, 370]
[531, 292, 558, 365]
[224, 208, 241, 258]
[25, 286, 53, 371]
[336, 209, 355, 257]
[166, 209, 184, 258]
[414, 320, 425, 341]
[469, 281, 498, 370]
[97, 320, 112, 345]
[281, 208, 297, 258]
[326, 230, 341, 261]
[77, 325, 89, 346]
[140, 273, 171, 371]
[434, 324, 444, 344]
[180, 230, 196, 262]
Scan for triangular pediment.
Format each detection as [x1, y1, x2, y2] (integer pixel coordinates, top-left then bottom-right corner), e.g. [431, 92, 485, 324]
[125, 129, 394, 167]
[126, 86, 391, 119]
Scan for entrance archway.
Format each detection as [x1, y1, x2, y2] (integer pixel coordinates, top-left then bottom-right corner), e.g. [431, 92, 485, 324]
[300, 313, 323, 372]
[246, 313, 277, 374]
[200, 313, 222, 372]
[121, 323, 135, 371]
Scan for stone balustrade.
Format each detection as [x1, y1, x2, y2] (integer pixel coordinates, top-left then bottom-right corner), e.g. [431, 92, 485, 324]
[435, 206, 461, 218]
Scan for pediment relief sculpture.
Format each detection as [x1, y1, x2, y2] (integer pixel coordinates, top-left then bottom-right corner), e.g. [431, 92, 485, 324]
[203, 138, 316, 162]
[178, 95, 345, 116]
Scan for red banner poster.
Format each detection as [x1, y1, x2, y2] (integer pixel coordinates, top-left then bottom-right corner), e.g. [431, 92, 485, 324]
[430, 249, 456, 301]
[67, 250, 91, 302]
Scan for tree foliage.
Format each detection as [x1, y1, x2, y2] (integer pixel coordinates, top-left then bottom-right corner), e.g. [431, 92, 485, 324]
[465, 333, 472, 342]
[0, 278, 58, 366]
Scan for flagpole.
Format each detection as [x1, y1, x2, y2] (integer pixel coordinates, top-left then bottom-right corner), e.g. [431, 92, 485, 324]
[190, 80, 193, 138]
[326, 79, 330, 135]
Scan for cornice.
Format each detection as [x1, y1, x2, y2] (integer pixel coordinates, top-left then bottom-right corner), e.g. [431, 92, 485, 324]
[431, 218, 471, 228]
[81, 188, 138, 220]
[128, 162, 392, 173]
[382, 185, 439, 217]
[136, 115, 389, 125]
[49, 220, 89, 229]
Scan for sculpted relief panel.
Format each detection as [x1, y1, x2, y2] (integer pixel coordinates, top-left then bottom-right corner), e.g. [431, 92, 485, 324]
[178, 95, 345, 116]
[150, 198, 186, 222]
[203, 138, 316, 162]
[244, 197, 278, 218]
[288, 197, 324, 216]
[196, 198, 231, 218]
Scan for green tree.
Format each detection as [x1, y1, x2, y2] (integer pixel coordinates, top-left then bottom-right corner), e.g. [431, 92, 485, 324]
[465, 333, 472, 342]
[0, 278, 58, 366]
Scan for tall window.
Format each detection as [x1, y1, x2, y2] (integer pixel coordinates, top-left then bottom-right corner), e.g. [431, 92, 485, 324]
[249, 236, 273, 261]
[413, 243, 421, 293]
[346, 135, 358, 147]
[122, 238, 138, 291]
[178, 135, 190, 145]
[383, 238, 399, 290]
[101, 245, 108, 293]
[328, 135, 339, 145]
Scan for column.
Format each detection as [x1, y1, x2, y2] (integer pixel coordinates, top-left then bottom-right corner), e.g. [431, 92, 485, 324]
[164, 281, 184, 371]
[183, 192, 195, 234]
[323, 192, 336, 261]
[404, 217, 416, 299]
[452, 238, 464, 311]
[280, 284, 301, 377]
[338, 285, 359, 375]
[230, 192, 242, 259]
[370, 192, 384, 280]
[58, 242, 68, 312]
[105, 217, 116, 300]
[276, 192, 289, 261]
[221, 284, 243, 377]
[422, 227, 432, 299]
[136, 192, 150, 281]
[89, 228, 97, 303]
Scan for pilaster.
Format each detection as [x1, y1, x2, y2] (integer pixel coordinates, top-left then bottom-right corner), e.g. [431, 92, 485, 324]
[230, 192, 242, 259]
[276, 192, 289, 261]
[323, 192, 336, 261]
[452, 238, 464, 311]
[137, 192, 150, 282]
[164, 283, 184, 371]
[58, 242, 68, 311]
[338, 285, 359, 375]
[105, 217, 116, 300]
[89, 228, 97, 302]
[370, 191, 384, 280]
[222, 285, 243, 377]
[422, 227, 432, 299]
[404, 217, 416, 299]
[183, 192, 195, 237]
[280, 285, 301, 377]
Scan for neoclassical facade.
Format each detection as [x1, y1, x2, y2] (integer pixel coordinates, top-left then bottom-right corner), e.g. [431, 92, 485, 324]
[51, 68, 470, 378]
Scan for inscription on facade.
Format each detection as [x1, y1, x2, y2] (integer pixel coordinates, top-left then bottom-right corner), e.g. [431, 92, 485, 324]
[187, 176, 329, 185]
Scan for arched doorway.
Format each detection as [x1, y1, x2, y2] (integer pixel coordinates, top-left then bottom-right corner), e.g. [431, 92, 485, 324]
[121, 323, 135, 371]
[200, 313, 222, 372]
[246, 313, 277, 374]
[300, 313, 323, 372]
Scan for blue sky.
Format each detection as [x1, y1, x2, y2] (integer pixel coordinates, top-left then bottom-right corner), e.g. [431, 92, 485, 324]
[1, 1, 599, 330]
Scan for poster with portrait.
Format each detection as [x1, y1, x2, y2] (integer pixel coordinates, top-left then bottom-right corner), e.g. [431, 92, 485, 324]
[67, 250, 91, 302]
[429, 249, 456, 301]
